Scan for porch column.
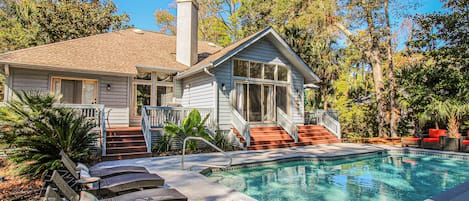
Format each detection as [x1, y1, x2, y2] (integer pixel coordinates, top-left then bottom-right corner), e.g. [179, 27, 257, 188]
[151, 71, 157, 106]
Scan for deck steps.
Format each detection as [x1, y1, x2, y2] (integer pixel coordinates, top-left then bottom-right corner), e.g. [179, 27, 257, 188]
[103, 127, 152, 161]
[233, 125, 340, 150]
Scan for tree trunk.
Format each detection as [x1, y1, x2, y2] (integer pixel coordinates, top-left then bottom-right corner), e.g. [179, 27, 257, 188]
[448, 116, 460, 138]
[322, 85, 328, 110]
[385, 0, 397, 138]
[363, 2, 387, 138]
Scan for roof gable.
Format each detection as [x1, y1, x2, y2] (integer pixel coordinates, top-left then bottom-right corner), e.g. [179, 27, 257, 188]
[178, 27, 320, 84]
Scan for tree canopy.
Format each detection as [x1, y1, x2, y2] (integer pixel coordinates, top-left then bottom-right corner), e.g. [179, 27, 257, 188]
[0, 0, 129, 53]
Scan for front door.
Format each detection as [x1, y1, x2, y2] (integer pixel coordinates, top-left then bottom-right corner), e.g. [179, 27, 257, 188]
[235, 82, 287, 123]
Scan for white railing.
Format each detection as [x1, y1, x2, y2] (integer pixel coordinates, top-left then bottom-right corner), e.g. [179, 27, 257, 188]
[141, 107, 152, 153]
[277, 107, 298, 143]
[181, 137, 232, 170]
[316, 111, 341, 139]
[0, 102, 5, 107]
[143, 106, 215, 130]
[231, 108, 250, 147]
[59, 104, 107, 155]
[141, 106, 216, 152]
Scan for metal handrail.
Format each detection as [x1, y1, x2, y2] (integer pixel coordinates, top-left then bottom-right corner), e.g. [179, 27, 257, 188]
[181, 137, 233, 170]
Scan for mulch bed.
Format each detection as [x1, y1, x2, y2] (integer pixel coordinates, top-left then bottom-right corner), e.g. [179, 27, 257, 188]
[0, 158, 42, 201]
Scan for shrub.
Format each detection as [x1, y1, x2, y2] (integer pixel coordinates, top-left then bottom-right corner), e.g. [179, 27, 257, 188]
[210, 131, 233, 151]
[0, 91, 98, 178]
[163, 109, 212, 151]
[152, 133, 173, 153]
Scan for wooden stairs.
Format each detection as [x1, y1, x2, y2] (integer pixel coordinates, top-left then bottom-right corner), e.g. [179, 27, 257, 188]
[103, 127, 152, 161]
[233, 125, 340, 150]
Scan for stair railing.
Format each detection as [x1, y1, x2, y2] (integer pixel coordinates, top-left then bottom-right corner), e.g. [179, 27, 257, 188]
[231, 108, 250, 147]
[181, 137, 232, 170]
[276, 107, 298, 143]
[141, 106, 152, 153]
[317, 111, 341, 139]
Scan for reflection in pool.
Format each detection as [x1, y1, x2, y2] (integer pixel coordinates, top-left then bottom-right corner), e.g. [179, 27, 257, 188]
[207, 153, 469, 201]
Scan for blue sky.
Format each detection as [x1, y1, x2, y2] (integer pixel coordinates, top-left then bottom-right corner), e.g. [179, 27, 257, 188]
[112, 0, 445, 32]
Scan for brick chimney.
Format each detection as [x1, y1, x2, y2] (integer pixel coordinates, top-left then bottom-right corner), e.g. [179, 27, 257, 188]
[176, 0, 198, 67]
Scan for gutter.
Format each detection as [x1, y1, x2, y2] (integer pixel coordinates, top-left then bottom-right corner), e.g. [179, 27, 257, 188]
[0, 61, 137, 77]
[176, 62, 214, 80]
[135, 64, 184, 73]
[203, 67, 214, 77]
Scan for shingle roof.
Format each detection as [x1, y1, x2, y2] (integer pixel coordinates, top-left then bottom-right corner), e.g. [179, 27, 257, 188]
[0, 29, 222, 75]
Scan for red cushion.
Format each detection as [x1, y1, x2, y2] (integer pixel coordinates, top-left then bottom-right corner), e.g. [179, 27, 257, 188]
[463, 140, 469, 145]
[423, 138, 440, 143]
[402, 138, 420, 142]
[429, 129, 446, 138]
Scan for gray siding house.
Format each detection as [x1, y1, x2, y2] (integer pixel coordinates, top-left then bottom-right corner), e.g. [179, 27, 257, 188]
[0, 0, 339, 158]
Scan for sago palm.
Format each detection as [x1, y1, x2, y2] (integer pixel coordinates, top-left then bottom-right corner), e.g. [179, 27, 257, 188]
[0, 91, 98, 178]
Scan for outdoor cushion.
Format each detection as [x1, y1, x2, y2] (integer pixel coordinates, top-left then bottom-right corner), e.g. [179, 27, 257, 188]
[423, 138, 440, 143]
[429, 129, 446, 138]
[462, 140, 469, 145]
[402, 138, 420, 142]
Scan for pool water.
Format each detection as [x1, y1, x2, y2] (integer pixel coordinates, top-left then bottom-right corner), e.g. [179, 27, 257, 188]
[207, 153, 469, 201]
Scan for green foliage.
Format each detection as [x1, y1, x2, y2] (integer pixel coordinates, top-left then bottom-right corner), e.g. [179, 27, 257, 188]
[163, 109, 212, 151]
[152, 133, 173, 153]
[428, 98, 469, 138]
[210, 131, 233, 151]
[154, 9, 176, 35]
[0, 91, 98, 178]
[0, 0, 129, 53]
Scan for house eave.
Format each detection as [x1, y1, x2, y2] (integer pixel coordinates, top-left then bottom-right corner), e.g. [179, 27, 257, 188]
[135, 64, 185, 73]
[0, 61, 137, 77]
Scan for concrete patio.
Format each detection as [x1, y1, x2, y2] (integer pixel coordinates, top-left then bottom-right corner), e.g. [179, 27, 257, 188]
[93, 143, 387, 201]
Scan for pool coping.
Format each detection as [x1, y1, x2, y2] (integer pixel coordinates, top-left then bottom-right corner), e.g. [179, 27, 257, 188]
[92, 144, 469, 201]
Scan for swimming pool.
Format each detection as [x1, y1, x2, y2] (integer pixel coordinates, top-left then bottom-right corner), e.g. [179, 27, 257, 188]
[206, 152, 469, 201]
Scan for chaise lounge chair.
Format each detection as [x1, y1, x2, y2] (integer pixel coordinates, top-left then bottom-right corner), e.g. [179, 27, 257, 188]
[60, 151, 164, 193]
[60, 151, 149, 178]
[44, 171, 187, 201]
[422, 129, 446, 150]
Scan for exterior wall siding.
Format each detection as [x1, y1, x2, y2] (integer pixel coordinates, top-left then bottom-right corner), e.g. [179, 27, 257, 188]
[8, 66, 130, 127]
[214, 38, 305, 130]
[181, 71, 214, 108]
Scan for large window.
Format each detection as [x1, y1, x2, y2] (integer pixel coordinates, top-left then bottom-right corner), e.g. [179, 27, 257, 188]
[132, 71, 175, 116]
[51, 77, 98, 104]
[233, 59, 289, 82]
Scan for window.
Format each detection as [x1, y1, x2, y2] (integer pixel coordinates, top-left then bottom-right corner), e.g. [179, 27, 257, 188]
[234, 60, 249, 77]
[264, 64, 275, 80]
[51, 77, 98, 104]
[233, 59, 289, 82]
[278, 65, 288, 81]
[135, 72, 151, 80]
[249, 62, 262, 79]
[156, 86, 173, 106]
